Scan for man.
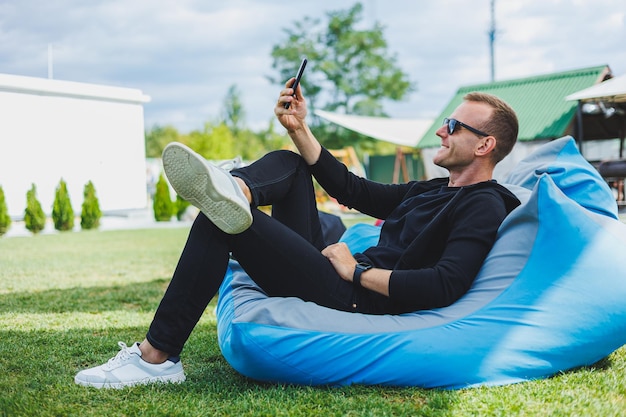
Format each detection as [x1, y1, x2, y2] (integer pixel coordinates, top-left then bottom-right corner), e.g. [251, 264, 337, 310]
[75, 79, 520, 388]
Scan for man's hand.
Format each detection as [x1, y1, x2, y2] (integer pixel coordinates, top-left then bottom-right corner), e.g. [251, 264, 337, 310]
[273, 78, 321, 165]
[275, 78, 307, 133]
[322, 242, 392, 297]
[321, 242, 357, 282]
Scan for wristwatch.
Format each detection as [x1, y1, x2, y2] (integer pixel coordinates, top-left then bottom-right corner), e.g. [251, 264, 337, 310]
[353, 262, 373, 288]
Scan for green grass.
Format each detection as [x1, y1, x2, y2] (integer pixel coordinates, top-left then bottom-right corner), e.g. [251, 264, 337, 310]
[1, 227, 625, 416]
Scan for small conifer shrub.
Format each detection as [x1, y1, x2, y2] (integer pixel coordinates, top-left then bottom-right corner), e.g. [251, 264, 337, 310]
[0, 185, 11, 236]
[175, 195, 191, 220]
[52, 179, 75, 231]
[81, 181, 102, 230]
[24, 184, 46, 234]
[153, 173, 174, 222]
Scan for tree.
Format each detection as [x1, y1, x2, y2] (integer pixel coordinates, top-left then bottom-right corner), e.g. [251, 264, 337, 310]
[222, 84, 246, 136]
[269, 2, 414, 150]
[145, 125, 181, 158]
[52, 179, 75, 231]
[153, 173, 174, 222]
[270, 3, 414, 116]
[186, 122, 237, 160]
[0, 185, 10, 236]
[269, 15, 324, 111]
[255, 119, 291, 152]
[24, 184, 46, 234]
[220, 85, 289, 159]
[81, 181, 102, 230]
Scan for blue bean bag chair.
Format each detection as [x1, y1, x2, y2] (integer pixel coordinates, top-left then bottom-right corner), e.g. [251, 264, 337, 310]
[215, 136, 626, 388]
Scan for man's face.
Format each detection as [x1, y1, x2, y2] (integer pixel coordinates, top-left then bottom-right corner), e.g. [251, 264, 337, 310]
[433, 101, 493, 171]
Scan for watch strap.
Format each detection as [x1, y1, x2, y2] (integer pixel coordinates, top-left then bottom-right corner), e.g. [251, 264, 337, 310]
[353, 262, 372, 288]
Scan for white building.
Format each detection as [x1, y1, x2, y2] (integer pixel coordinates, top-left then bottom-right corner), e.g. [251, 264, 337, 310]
[0, 73, 150, 218]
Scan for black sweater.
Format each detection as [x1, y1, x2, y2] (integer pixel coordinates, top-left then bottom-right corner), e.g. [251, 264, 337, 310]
[310, 147, 520, 313]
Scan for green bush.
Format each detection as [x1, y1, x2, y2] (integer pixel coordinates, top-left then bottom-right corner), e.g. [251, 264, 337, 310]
[81, 181, 101, 230]
[153, 173, 174, 221]
[0, 185, 11, 236]
[24, 184, 46, 234]
[52, 179, 75, 231]
[175, 195, 191, 220]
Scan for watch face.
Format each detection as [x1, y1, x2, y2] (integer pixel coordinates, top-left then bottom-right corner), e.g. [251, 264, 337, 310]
[357, 262, 372, 271]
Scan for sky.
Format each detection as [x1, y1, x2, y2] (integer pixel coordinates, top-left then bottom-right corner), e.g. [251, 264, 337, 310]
[0, 0, 624, 133]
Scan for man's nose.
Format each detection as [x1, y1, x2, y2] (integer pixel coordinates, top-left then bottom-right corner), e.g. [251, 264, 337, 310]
[435, 125, 447, 138]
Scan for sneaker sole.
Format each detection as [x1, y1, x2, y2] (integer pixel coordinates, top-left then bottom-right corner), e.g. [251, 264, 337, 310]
[74, 371, 186, 389]
[162, 143, 252, 234]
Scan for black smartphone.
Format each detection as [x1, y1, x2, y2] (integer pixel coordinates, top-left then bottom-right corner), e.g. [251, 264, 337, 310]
[284, 57, 307, 109]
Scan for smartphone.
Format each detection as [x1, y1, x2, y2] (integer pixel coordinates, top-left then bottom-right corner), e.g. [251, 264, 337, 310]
[284, 57, 307, 109]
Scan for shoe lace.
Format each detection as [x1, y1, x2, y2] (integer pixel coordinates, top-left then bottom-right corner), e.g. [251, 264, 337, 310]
[218, 156, 244, 171]
[103, 341, 135, 370]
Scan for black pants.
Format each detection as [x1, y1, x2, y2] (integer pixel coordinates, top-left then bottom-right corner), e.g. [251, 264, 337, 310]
[146, 150, 387, 356]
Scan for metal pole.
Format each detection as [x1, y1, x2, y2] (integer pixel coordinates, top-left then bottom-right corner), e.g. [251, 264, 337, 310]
[489, 0, 496, 82]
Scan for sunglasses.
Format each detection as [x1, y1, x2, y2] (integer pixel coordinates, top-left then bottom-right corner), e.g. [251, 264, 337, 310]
[443, 118, 490, 137]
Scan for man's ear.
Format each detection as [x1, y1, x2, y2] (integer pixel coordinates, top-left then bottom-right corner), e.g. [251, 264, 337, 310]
[475, 136, 496, 157]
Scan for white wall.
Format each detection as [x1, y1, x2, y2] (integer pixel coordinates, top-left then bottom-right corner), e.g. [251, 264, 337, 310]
[0, 74, 150, 217]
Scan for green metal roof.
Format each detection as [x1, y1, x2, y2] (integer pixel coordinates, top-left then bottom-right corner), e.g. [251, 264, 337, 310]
[417, 65, 610, 148]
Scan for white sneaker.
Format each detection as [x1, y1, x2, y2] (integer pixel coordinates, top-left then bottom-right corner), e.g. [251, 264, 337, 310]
[162, 142, 253, 234]
[74, 342, 186, 389]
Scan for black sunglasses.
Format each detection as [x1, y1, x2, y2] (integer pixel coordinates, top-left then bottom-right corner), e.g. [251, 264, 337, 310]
[443, 118, 490, 137]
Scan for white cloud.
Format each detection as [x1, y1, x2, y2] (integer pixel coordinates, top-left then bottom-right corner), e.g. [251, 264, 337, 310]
[0, 0, 624, 133]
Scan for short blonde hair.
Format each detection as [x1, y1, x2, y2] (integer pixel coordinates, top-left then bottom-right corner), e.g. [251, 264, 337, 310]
[464, 92, 518, 163]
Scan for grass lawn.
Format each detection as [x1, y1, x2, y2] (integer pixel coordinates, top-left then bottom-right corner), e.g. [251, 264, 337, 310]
[1, 226, 625, 416]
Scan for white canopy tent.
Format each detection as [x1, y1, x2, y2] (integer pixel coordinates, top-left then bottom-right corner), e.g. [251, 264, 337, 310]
[566, 73, 626, 160]
[566, 73, 626, 103]
[566, 74, 626, 205]
[314, 110, 433, 148]
[314, 110, 434, 182]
